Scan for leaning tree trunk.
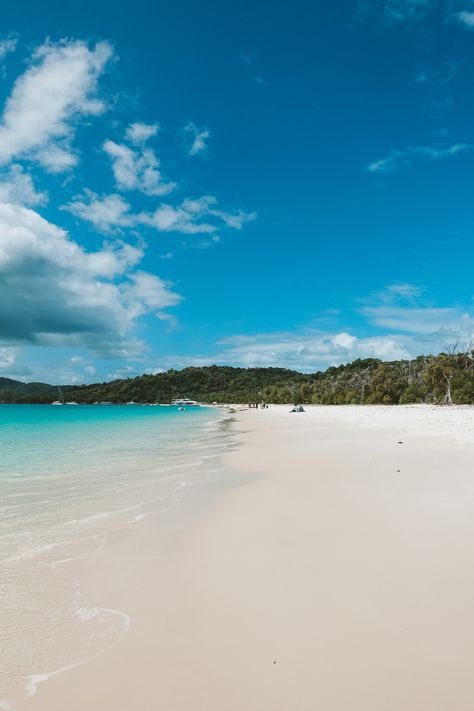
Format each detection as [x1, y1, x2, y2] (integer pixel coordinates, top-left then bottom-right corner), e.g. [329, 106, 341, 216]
[440, 375, 453, 406]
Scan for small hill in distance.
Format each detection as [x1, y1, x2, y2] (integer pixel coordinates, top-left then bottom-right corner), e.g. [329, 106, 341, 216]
[1, 350, 473, 405]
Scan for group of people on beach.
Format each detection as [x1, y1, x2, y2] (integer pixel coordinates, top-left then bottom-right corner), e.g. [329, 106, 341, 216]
[248, 402, 269, 409]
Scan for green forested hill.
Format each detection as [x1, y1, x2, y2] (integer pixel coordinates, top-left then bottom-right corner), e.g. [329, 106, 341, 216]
[1, 352, 473, 405]
[0, 377, 58, 398]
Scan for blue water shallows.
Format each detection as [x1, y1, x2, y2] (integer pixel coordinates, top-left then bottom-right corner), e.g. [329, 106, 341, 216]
[0, 404, 229, 706]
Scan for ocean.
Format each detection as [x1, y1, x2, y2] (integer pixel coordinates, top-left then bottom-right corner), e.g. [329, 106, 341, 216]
[0, 404, 230, 708]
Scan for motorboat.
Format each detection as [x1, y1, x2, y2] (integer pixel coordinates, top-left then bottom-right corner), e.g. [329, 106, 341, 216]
[171, 398, 200, 407]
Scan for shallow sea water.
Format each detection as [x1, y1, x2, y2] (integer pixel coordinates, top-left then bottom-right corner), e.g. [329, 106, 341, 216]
[0, 404, 231, 708]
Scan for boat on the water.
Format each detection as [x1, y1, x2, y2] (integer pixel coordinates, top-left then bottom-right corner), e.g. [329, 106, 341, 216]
[51, 387, 64, 405]
[171, 398, 200, 407]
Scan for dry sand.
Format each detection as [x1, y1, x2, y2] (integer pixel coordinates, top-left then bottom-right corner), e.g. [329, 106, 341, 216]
[23, 405, 474, 710]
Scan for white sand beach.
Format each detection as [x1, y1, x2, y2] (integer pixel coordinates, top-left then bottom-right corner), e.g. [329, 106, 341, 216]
[23, 405, 474, 710]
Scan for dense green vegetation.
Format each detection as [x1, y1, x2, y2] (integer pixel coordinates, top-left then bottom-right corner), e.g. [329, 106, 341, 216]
[1, 350, 473, 405]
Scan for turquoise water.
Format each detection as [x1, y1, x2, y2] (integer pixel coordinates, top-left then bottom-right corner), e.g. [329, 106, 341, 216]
[0, 404, 229, 707]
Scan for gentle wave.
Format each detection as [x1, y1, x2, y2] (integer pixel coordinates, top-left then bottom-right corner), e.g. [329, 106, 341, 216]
[0, 406, 233, 706]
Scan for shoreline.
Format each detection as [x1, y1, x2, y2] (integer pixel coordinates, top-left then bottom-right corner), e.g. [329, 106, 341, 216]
[17, 405, 474, 710]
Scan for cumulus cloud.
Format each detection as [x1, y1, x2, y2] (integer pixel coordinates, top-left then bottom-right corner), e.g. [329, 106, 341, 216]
[0, 39, 113, 172]
[183, 122, 211, 156]
[0, 202, 181, 354]
[367, 143, 471, 173]
[0, 164, 47, 206]
[103, 139, 176, 196]
[125, 121, 159, 144]
[65, 191, 133, 231]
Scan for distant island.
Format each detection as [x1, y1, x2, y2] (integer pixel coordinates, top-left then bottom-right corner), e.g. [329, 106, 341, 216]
[1, 350, 473, 405]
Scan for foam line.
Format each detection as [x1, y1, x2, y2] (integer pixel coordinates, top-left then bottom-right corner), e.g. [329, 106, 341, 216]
[0, 607, 130, 711]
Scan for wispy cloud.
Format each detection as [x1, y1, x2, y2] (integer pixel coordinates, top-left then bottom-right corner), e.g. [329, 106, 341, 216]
[240, 53, 257, 66]
[183, 121, 210, 156]
[0, 39, 113, 172]
[0, 35, 18, 61]
[413, 60, 462, 85]
[354, 0, 438, 24]
[140, 195, 257, 235]
[366, 142, 471, 173]
[240, 52, 265, 86]
[66, 190, 257, 236]
[165, 283, 474, 371]
[455, 10, 474, 27]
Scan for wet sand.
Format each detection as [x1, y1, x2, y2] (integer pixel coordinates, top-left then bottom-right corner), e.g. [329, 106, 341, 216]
[22, 405, 474, 710]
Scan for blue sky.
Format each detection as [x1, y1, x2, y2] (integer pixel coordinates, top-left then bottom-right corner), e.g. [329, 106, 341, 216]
[0, 0, 474, 382]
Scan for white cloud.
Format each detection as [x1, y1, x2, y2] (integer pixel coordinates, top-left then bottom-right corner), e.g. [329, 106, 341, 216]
[208, 205, 258, 229]
[183, 122, 210, 156]
[141, 200, 217, 234]
[0, 164, 47, 206]
[367, 143, 471, 173]
[383, 0, 436, 20]
[360, 305, 466, 334]
[167, 309, 474, 371]
[126, 271, 181, 317]
[65, 188, 256, 236]
[0, 39, 113, 172]
[456, 10, 474, 27]
[140, 195, 257, 235]
[413, 60, 461, 86]
[66, 191, 133, 231]
[166, 331, 416, 371]
[164, 281, 474, 371]
[355, 0, 437, 23]
[0, 36, 18, 61]
[383, 282, 424, 302]
[103, 139, 176, 195]
[357, 281, 473, 336]
[0, 346, 16, 370]
[0, 201, 181, 354]
[125, 121, 159, 144]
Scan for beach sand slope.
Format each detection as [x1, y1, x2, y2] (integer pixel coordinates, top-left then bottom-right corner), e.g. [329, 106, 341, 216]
[25, 405, 474, 711]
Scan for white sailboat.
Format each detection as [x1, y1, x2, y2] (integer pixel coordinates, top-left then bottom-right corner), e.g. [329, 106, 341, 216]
[51, 387, 64, 405]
